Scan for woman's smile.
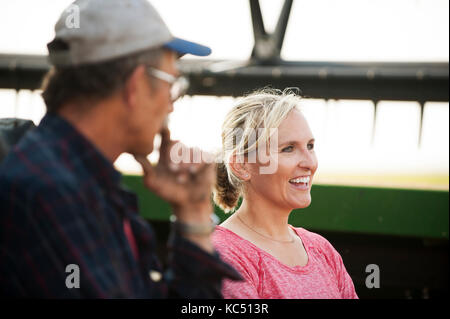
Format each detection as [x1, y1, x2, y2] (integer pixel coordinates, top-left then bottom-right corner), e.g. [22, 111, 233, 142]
[288, 175, 311, 191]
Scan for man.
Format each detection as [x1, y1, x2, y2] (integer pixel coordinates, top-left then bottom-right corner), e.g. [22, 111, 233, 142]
[0, 0, 240, 298]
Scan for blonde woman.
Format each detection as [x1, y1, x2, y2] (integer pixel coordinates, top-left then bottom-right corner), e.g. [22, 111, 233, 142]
[212, 89, 358, 299]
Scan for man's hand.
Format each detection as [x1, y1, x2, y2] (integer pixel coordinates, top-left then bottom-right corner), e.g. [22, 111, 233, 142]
[134, 126, 216, 228]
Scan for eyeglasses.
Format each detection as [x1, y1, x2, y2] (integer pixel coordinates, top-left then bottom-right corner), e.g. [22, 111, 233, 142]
[146, 67, 189, 101]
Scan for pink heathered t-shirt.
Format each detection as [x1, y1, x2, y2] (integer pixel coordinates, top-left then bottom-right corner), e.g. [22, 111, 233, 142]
[212, 225, 358, 299]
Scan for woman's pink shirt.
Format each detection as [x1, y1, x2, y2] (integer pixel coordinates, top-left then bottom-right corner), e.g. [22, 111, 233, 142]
[212, 225, 359, 299]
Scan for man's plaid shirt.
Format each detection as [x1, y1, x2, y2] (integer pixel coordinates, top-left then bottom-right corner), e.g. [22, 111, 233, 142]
[0, 113, 240, 298]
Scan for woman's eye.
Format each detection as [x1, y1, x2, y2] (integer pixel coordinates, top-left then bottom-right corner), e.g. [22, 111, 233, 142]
[307, 143, 314, 150]
[282, 146, 294, 152]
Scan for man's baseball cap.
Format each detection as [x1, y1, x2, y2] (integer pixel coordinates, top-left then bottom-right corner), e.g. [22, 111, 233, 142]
[47, 0, 211, 66]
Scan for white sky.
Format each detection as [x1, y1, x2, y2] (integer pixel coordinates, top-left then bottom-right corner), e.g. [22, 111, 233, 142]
[0, 0, 448, 61]
[0, 0, 448, 187]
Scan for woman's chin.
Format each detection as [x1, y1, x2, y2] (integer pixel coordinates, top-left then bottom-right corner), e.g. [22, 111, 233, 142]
[289, 197, 312, 210]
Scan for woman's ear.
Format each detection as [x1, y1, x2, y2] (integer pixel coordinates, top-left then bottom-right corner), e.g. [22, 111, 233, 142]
[229, 153, 251, 181]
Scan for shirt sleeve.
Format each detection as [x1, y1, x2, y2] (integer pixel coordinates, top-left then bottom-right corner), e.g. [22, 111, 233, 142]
[219, 255, 261, 299]
[1, 175, 242, 298]
[211, 238, 260, 299]
[319, 236, 359, 299]
[165, 230, 242, 298]
[333, 251, 359, 299]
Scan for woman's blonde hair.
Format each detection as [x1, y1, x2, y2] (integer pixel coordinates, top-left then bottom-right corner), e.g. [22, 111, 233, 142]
[213, 88, 303, 213]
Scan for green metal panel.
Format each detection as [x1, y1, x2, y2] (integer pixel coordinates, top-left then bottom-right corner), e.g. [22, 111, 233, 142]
[287, 184, 448, 239]
[122, 175, 449, 240]
[122, 175, 171, 221]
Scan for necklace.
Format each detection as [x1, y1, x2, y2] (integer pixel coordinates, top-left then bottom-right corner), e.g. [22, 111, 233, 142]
[236, 214, 295, 243]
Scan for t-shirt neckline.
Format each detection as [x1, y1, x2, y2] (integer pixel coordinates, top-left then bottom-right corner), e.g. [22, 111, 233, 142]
[215, 225, 312, 273]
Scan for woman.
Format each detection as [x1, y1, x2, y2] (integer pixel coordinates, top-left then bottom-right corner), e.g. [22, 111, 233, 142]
[212, 89, 358, 299]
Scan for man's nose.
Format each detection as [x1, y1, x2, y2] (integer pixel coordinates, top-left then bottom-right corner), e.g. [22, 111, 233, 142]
[168, 101, 174, 113]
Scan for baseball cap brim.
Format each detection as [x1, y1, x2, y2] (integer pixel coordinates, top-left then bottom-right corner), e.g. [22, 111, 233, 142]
[164, 37, 212, 57]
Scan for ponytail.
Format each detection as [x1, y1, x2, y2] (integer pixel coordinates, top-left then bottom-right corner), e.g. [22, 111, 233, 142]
[213, 162, 241, 213]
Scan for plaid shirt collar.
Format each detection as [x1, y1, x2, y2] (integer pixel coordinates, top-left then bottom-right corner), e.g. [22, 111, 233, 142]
[40, 112, 122, 191]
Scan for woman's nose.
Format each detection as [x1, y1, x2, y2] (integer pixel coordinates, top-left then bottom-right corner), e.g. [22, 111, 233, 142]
[297, 149, 318, 171]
